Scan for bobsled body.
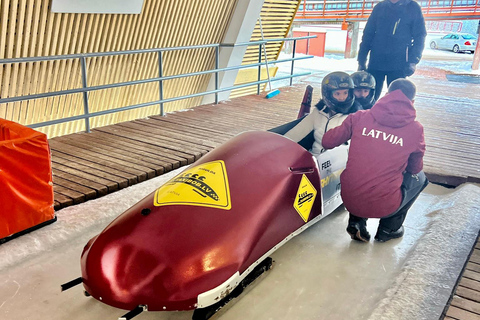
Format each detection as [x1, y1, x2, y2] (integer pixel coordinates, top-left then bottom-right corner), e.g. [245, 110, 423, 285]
[81, 130, 344, 312]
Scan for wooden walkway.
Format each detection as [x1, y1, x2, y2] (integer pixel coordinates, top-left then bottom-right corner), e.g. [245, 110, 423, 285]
[49, 92, 305, 209]
[49, 82, 480, 210]
[444, 236, 480, 320]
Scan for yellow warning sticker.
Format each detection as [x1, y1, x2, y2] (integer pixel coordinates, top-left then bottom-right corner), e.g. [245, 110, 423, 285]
[293, 175, 317, 222]
[154, 160, 231, 210]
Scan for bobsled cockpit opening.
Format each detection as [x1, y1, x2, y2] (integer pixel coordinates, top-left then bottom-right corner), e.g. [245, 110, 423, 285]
[268, 117, 315, 151]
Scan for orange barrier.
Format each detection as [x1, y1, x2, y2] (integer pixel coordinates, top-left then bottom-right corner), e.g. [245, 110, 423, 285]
[0, 119, 55, 242]
[293, 30, 326, 57]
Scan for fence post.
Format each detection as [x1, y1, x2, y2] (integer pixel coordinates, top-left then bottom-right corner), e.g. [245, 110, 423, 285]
[257, 44, 262, 95]
[80, 57, 91, 133]
[290, 39, 297, 86]
[158, 51, 164, 116]
[215, 46, 219, 104]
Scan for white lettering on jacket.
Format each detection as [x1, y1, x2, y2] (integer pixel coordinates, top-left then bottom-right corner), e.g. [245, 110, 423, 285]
[362, 128, 403, 146]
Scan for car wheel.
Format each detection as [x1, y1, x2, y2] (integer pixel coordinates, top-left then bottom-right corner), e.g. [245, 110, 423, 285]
[453, 45, 460, 53]
[430, 41, 437, 49]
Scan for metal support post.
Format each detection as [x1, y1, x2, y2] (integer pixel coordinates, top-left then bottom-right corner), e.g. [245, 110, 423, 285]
[345, 22, 359, 59]
[257, 44, 262, 95]
[472, 26, 480, 70]
[290, 40, 297, 86]
[80, 57, 91, 133]
[215, 46, 219, 104]
[158, 51, 164, 116]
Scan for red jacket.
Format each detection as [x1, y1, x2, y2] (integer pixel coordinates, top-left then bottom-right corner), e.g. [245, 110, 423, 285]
[322, 90, 425, 218]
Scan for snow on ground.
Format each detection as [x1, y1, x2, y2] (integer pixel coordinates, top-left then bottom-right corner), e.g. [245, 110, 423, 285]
[271, 49, 479, 92]
[276, 50, 480, 77]
[288, 25, 480, 75]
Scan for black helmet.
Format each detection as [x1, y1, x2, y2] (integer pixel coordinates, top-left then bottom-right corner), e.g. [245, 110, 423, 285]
[321, 71, 355, 114]
[350, 71, 376, 108]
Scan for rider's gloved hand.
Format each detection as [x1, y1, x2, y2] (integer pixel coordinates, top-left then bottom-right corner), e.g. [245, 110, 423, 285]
[358, 63, 367, 71]
[405, 63, 416, 77]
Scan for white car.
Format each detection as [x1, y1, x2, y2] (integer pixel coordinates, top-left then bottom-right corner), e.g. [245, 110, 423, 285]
[430, 33, 477, 53]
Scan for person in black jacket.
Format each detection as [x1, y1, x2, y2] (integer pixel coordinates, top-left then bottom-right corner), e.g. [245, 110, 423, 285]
[357, 0, 426, 100]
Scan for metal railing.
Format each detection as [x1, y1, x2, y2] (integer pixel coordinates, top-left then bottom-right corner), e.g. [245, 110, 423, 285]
[0, 36, 315, 132]
[296, 0, 480, 20]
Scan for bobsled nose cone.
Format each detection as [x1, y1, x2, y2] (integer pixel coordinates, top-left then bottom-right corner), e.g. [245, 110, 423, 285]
[80, 210, 203, 311]
[81, 230, 173, 310]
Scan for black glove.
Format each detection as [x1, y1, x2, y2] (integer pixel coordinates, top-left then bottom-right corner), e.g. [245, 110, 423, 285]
[358, 63, 367, 71]
[405, 63, 416, 77]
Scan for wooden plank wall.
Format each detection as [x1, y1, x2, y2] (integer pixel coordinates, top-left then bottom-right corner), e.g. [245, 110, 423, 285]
[0, 0, 237, 138]
[231, 0, 301, 98]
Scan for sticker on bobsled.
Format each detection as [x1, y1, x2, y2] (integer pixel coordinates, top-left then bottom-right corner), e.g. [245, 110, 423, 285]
[154, 160, 231, 210]
[294, 175, 317, 222]
[318, 145, 348, 213]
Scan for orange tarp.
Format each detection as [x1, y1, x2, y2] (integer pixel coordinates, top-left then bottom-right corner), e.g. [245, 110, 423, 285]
[0, 119, 55, 240]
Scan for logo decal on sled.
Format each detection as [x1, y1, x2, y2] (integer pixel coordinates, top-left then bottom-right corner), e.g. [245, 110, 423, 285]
[154, 160, 231, 210]
[293, 175, 317, 222]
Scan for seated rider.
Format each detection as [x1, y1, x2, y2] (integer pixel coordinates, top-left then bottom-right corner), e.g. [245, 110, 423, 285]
[284, 71, 360, 156]
[350, 71, 376, 110]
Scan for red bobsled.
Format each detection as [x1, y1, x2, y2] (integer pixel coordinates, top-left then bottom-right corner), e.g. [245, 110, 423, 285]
[78, 130, 346, 317]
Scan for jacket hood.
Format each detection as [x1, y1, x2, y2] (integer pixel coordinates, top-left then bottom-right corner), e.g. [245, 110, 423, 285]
[370, 90, 416, 128]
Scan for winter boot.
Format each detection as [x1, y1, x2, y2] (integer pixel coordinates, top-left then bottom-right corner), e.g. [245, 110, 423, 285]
[346, 223, 371, 242]
[374, 226, 405, 242]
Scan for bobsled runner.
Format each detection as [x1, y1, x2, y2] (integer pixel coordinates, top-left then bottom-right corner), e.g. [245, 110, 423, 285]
[61, 120, 347, 320]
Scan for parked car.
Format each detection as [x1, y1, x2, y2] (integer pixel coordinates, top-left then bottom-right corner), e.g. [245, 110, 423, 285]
[430, 33, 477, 53]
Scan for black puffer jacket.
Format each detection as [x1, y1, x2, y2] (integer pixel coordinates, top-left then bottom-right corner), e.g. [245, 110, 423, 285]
[358, 0, 426, 71]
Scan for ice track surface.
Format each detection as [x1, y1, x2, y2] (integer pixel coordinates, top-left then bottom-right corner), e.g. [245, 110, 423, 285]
[0, 165, 479, 320]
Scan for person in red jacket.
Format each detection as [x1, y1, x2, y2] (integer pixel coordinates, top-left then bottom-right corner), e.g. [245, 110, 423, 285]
[322, 79, 428, 242]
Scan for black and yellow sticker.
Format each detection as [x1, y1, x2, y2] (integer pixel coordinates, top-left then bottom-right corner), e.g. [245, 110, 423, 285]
[154, 160, 231, 210]
[320, 169, 343, 188]
[293, 175, 317, 222]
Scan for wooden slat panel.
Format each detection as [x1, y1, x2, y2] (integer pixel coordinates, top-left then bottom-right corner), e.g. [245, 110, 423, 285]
[51, 149, 147, 183]
[471, 249, 480, 265]
[451, 296, 480, 316]
[467, 262, 480, 273]
[0, 1, 10, 118]
[460, 277, 480, 292]
[53, 154, 132, 188]
[0, 0, 237, 138]
[53, 176, 98, 200]
[53, 192, 74, 209]
[446, 306, 480, 320]
[55, 133, 177, 171]
[232, 0, 301, 98]
[52, 161, 121, 192]
[456, 286, 480, 303]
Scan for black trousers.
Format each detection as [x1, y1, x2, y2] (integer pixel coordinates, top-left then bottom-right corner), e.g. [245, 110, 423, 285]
[367, 69, 407, 100]
[349, 171, 429, 232]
